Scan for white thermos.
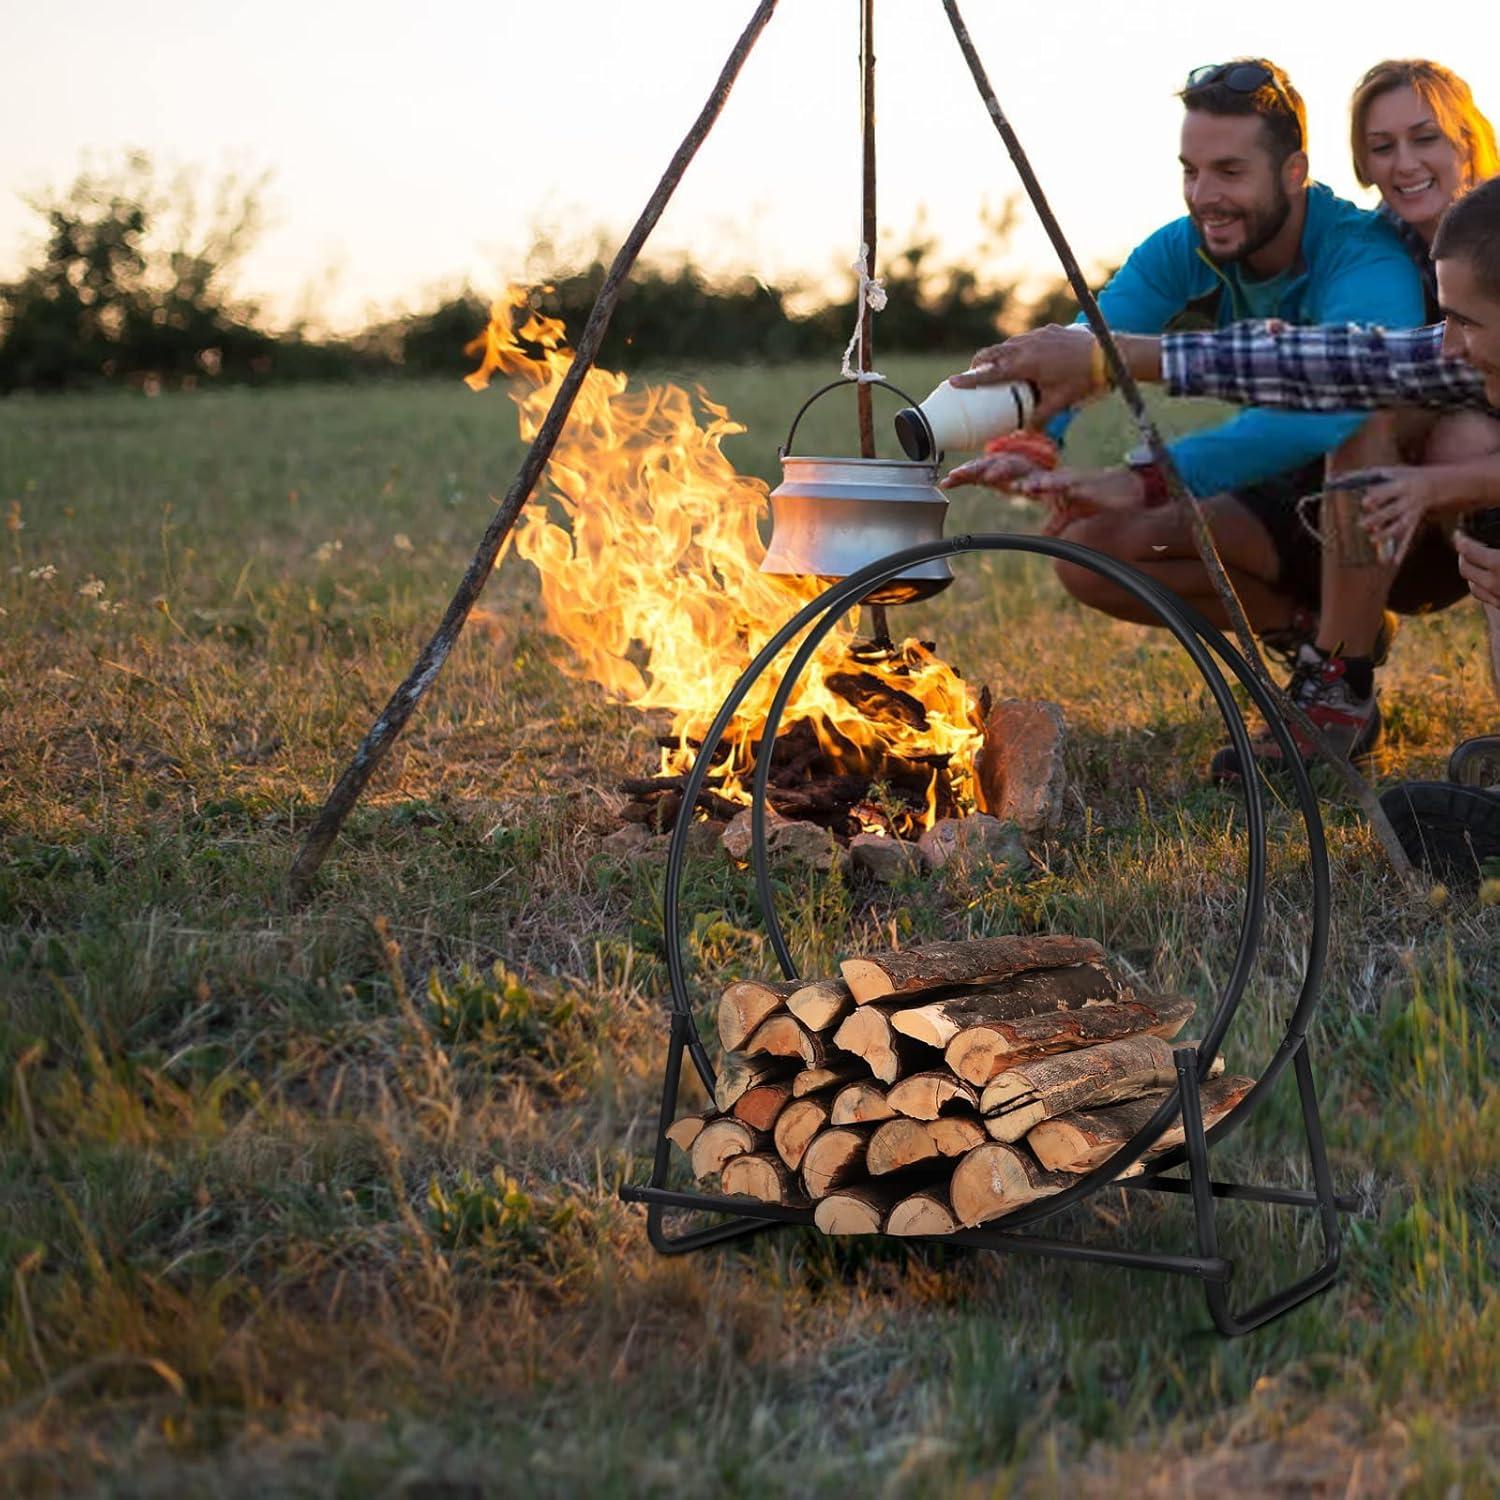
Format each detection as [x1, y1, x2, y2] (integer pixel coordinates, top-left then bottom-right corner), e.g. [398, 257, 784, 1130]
[893, 378, 1037, 461]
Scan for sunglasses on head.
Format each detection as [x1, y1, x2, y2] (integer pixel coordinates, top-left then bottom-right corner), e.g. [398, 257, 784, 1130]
[1185, 61, 1274, 94]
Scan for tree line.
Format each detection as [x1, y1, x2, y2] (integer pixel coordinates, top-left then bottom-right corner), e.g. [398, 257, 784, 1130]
[0, 156, 1094, 394]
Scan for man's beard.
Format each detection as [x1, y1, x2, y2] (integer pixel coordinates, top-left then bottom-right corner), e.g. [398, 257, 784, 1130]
[1197, 180, 1292, 266]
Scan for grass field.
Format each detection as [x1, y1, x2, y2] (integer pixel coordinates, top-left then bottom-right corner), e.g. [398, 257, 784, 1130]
[1, 356, 1497, 1496]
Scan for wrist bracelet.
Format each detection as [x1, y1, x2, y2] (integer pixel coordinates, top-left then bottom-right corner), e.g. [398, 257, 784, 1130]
[1087, 337, 1107, 394]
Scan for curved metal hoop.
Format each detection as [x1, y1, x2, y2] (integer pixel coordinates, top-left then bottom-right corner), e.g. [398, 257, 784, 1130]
[660, 534, 1330, 1225]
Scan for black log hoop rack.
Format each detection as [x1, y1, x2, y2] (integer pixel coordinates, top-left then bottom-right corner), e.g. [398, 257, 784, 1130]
[619, 535, 1358, 1337]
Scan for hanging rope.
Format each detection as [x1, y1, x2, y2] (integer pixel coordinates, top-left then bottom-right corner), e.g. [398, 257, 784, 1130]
[840, 242, 887, 383]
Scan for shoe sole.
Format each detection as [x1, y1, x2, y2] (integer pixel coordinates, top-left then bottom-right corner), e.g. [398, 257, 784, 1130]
[1379, 781, 1500, 887]
[1209, 719, 1383, 786]
[1447, 735, 1500, 787]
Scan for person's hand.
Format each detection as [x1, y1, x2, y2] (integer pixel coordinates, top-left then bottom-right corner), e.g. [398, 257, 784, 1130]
[1456, 529, 1500, 609]
[1357, 466, 1444, 565]
[939, 452, 1043, 492]
[947, 325, 1103, 425]
[1014, 465, 1147, 535]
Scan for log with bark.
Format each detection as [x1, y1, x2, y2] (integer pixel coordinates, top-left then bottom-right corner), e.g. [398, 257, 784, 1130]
[690, 1118, 767, 1181]
[866, 1116, 985, 1176]
[714, 1052, 798, 1113]
[945, 993, 1196, 1085]
[832, 1004, 939, 1085]
[812, 1181, 911, 1235]
[1027, 1074, 1253, 1172]
[978, 1034, 1223, 1142]
[731, 1080, 796, 1132]
[665, 1111, 712, 1155]
[801, 1124, 876, 1198]
[721, 1151, 803, 1205]
[885, 1186, 960, 1237]
[891, 961, 1127, 1048]
[829, 1080, 897, 1126]
[885, 1071, 980, 1120]
[948, 1142, 1074, 1227]
[743, 1012, 828, 1068]
[786, 978, 855, 1033]
[841, 933, 1108, 1004]
[773, 1096, 830, 1171]
[718, 977, 799, 1051]
[792, 1059, 868, 1097]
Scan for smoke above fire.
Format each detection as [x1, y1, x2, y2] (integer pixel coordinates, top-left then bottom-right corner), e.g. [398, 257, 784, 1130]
[465, 287, 983, 829]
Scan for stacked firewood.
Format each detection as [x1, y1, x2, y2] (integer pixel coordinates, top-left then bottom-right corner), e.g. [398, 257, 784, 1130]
[668, 934, 1251, 1235]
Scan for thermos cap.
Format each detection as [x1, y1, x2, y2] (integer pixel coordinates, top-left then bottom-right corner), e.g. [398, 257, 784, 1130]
[893, 407, 934, 461]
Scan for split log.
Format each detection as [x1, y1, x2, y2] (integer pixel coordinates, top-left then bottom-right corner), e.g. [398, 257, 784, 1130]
[979, 1034, 1217, 1142]
[690, 1118, 766, 1181]
[786, 978, 854, 1033]
[812, 1181, 911, 1236]
[792, 1059, 867, 1097]
[718, 978, 799, 1051]
[714, 1053, 797, 1113]
[891, 961, 1128, 1048]
[1028, 1074, 1254, 1173]
[886, 1071, 980, 1120]
[774, 1096, 830, 1171]
[949, 1142, 1073, 1227]
[800, 1125, 876, 1199]
[841, 933, 1107, 1004]
[885, 1187, 960, 1237]
[945, 993, 1196, 1086]
[832, 1005, 938, 1085]
[829, 1080, 897, 1126]
[867, 1116, 985, 1176]
[665, 1111, 712, 1155]
[732, 1080, 795, 1132]
[721, 1152, 802, 1205]
[743, 1013, 827, 1068]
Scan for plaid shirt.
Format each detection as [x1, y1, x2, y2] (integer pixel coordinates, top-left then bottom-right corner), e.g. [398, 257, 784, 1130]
[1161, 321, 1495, 414]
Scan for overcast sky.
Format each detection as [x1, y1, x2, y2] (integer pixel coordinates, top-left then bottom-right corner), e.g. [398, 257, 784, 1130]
[4, 1, 1497, 331]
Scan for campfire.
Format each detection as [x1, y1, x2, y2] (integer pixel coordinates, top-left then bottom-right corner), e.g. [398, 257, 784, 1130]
[465, 288, 995, 845]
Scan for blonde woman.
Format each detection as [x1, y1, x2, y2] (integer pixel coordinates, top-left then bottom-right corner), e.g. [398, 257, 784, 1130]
[1214, 60, 1500, 779]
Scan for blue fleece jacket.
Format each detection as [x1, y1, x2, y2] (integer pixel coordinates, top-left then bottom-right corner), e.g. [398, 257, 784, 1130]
[1059, 182, 1426, 495]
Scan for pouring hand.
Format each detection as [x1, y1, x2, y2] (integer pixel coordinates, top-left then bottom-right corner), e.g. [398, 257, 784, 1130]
[938, 452, 1041, 492]
[947, 325, 1102, 425]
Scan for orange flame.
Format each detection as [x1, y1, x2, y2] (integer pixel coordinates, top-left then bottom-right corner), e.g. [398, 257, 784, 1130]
[467, 287, 984, 827]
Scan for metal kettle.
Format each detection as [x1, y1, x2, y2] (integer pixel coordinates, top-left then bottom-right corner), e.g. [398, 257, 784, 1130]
[759, 378, 952, 605]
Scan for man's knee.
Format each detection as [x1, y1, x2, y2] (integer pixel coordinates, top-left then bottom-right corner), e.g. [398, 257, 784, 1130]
[1425, 411, 1500, 465]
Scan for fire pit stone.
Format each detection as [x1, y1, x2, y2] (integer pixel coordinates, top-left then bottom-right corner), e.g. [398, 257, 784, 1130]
[848, 832, 925, 884]
[722, 808, 850, 875]
[917, 814, 1029, 874]
[976, 699, 1069, 838]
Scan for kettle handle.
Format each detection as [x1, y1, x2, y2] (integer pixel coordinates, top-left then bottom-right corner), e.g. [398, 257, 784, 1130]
[779, 377, 933, 460]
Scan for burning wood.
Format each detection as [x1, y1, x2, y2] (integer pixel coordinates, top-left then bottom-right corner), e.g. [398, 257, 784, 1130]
[671, 934, 1255, 1230]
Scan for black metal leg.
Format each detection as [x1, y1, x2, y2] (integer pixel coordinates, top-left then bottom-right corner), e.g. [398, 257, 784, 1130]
[1177, 1046, 1344, 1337]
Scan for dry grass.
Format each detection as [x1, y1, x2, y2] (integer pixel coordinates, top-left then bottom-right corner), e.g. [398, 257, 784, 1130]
[1, 362, 1496, 1496]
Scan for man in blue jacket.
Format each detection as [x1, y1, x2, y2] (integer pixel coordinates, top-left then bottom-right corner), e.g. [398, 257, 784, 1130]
[963, 59, 1427, 766]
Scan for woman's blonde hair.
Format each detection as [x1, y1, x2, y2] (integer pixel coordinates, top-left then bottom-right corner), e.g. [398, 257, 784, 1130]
[1351, 60, 1499, 190]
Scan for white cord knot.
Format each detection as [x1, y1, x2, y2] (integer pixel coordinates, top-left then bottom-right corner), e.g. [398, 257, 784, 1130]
[840, 242, 886, 382]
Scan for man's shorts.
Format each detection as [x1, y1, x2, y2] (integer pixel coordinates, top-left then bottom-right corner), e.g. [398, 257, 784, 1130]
[1232, 460, 1468, 616]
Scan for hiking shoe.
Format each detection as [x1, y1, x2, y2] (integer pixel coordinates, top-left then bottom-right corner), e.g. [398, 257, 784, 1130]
[1380, 781, 1500, 888]
[1259, 608, 1399, 671]
[1210, 644, 1382, 784]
